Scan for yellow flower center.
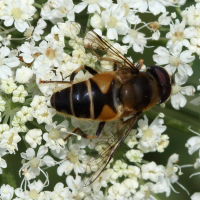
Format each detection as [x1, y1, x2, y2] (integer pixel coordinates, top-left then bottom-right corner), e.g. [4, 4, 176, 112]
[49, 129, 59, 140]
[172, 84, 181, 94]
[46, 48, 56, 60]
[29, 189, 38, 199]
[172, 31, 184, 42]
[169, 56, 181, 67]
[143, 128, 153, 138]
[129, 29, 138, 38]
[107, 16, 118, 28]
[11, 8, 22, 20]
[30, 157, 40, 168]
[122, 4, 130, 16]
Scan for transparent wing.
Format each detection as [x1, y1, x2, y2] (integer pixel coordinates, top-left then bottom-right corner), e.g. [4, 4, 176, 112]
[65, 22, 135, 69]
[84, 113, 141, 186]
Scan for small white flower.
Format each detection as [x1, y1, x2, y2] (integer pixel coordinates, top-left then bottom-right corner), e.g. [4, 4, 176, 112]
[45, 25, 65, 47]
[158, 12, 171, 25]
[92, 169, 113, 192]
[66, 175, 91, 199]
[125, 129, 138, 148]
[0, 184, 14, 200]
[1, 0, 36, 32]
[41, 0, 75, 21]
[123, 28, 147, 53]
[0, 46, 20, 79]
[20, 146, 55, 181]
[131, 0, 172, 15]
[33, 40, 64, 70]
[107, 182, 128, 200]
[113, 160, 127, 178]
[33, 105, 56, 124]
[126, 149, 144, 163]
[43, 121, 69, 153]
[75, 0, 112, 14]
[133, 183, 153, 200]
[57, 141, 87, 175]
[191, 193, 200, 200]
[25, 129, 42, 148]
[32, 18, 47, 41]
[0, 157, 7, 174]
[16, 106, 34, 123]
[181, 4, 200, 26]
[12, 85, 28, 103]
[101, 4, 128, 40]
[141, 161, 164, 182]
[0, 124, 10, 139]
[58, 21, 81, 39]
[189, 33, 200, 59]
[51, 182, 72, 200]
[171, 76, 195, 110]
[186, 128, 200, 155]
[0, 96, 6, 112]
[11, 116, 27, 132]
[126, 165, 140, 179]
[30, 95, 47, 110]
[122, 178, 138, 196]
[90, 13, 105, 29]
[0, 128, 21, 154]
[15, 66, 33, 83]
[1, 78, 17, 94]
[58, 58, 80, 79]
[136, 114, 168, 153]
[153, 46, 195, 78]
[19, 40, 38, 64]
[166, 19, 197, 49]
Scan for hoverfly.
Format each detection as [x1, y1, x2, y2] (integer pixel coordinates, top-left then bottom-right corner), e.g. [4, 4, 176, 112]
[40, 22, 173, 186]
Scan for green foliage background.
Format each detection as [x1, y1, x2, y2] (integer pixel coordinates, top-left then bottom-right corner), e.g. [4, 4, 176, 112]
[0, 1, 200, 199]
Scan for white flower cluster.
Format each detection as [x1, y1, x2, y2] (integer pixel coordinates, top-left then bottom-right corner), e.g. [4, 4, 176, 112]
[0, 0, 199, 199]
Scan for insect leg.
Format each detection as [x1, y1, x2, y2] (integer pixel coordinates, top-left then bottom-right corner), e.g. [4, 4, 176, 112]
[135, 59, 144, 70]
[39, 79, 70, 84]
[63, 121, 106, 141]
[70, 65, 98, 82]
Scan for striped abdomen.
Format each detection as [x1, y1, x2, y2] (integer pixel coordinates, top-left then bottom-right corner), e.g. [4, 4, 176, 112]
[51, 73, 121, 121]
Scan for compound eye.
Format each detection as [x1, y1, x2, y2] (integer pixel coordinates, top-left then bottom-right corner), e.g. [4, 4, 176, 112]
[146, 66, 172, 104]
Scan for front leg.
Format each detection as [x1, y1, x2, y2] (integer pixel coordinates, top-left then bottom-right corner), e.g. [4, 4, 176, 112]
[70, 65, 98, 82]
[64, 121, 106, 141]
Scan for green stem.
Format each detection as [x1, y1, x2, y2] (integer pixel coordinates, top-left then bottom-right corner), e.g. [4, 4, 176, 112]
[135, 162, 142, 168]
[26, 83, 37, 92]
[87, 14, 92, 28]
[176, 7, 182, 17]
[33, 3, 43, 9]
[147, 37, 169, 46]
[21, 133, 30, 149]
[145, 105, 200, 134]
[27, 120, 46, 132]
[159, 27, 170, 32]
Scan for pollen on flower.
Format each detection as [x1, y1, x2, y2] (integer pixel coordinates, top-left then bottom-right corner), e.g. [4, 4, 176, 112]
[129, 29, 138, 38]
[149, 21, 159, 30]
[49, 129, 60, 140]
[172, 84, 181, 94]
[28, 189, 38, 199]
[107, 16, 118, 28]
[169, 56, 181, 66]
[30, 157, 40, 168]
[11, 8, 22, 19]
[46, 48, 56, 60]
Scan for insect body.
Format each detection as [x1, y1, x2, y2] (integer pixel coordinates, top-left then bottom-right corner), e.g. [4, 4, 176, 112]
[40, 22, 173, 185]
[51, 65, 171, 123]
